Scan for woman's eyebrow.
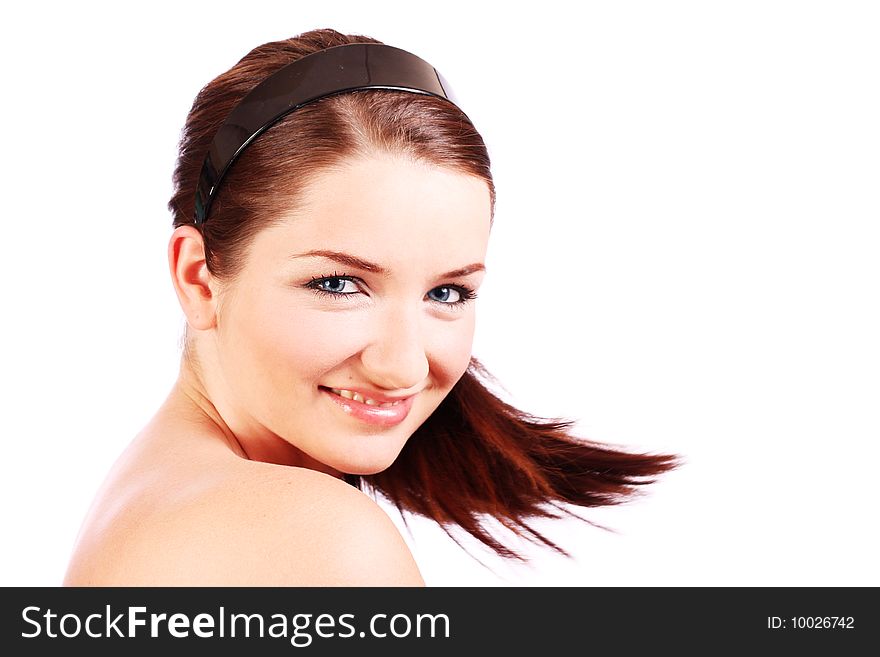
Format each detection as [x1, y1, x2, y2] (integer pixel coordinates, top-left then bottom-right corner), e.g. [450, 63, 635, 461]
[290, 249, 485, 278]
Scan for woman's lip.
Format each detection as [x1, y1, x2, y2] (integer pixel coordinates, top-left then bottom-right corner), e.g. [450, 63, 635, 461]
[320, 387, 415, 427]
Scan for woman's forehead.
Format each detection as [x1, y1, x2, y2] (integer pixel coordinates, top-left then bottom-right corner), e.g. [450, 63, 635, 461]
[252, 154, 491, 268]
[298, 153, 490, 224]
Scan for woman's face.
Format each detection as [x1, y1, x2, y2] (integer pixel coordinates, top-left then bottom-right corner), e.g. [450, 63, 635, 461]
[206, 152, 492, 476]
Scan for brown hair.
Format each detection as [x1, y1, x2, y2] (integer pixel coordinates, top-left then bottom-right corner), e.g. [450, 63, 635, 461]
[168, 28, 679, 560]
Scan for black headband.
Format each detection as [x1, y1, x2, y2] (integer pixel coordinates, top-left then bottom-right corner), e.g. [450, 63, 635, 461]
[193, 42, 461, 223]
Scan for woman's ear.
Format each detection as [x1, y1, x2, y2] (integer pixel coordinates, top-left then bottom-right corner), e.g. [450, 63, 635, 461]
[167, 225, 218, 331]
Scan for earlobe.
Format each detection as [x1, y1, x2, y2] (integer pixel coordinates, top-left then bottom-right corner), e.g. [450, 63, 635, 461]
[168, 225, 217, 331]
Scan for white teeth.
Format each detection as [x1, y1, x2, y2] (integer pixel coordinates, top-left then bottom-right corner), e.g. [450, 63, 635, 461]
[328, 388, 403, 407]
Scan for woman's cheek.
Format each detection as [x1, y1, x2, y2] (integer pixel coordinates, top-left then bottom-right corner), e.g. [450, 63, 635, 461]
[427, 314, 476, 384]
[265, 305, 373, 375]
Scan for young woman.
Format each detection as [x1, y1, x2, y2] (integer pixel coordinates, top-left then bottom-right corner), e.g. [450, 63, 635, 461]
[64, 28, 678, 586]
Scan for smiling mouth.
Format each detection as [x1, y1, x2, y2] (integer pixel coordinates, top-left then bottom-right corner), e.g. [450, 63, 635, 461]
[319, 386, 415, 428]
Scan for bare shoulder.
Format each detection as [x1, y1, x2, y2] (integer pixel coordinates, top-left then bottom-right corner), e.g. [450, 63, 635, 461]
[66, 465, 424, 586]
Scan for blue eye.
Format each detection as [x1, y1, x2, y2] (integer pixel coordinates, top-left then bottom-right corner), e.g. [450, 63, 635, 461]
[427, 285, 477, 307]
[427, 286, 461, 303]
[308, 275, 360, 296]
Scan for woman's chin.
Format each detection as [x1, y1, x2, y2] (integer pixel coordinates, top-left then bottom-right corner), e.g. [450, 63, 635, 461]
[324, 448, 403, 477]
[335, 458, 397, 477]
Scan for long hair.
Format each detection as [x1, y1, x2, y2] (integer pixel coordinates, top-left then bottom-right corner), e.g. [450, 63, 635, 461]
[168, 28, 679, 560]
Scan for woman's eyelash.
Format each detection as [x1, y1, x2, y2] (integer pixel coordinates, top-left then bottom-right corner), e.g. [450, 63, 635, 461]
[428, 285, 478, 307]
[304, 273, 477, 307]
[305, 272, 361, 298]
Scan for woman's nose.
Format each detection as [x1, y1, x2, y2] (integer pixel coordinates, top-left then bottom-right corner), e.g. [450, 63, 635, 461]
[359, 305, 429, 391]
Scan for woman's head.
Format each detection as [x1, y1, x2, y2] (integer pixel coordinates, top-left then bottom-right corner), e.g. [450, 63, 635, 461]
[166, 29, 494, 475]
[165, 29, 679, 561]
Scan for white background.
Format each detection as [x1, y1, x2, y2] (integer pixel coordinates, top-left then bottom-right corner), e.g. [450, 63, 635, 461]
[1, 1, 877, 586]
